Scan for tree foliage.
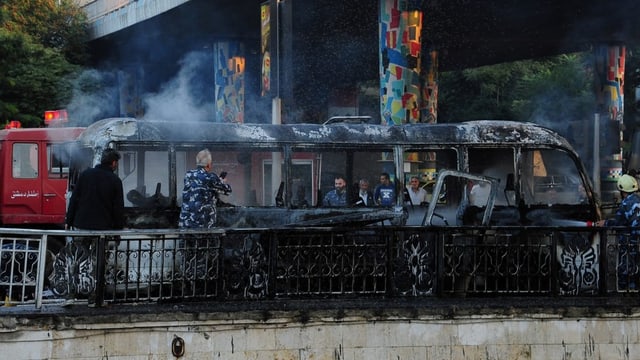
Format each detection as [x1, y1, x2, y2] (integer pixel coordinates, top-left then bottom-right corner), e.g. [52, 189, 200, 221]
[438, 54, 594, 129]
[0, 0, 88, 127]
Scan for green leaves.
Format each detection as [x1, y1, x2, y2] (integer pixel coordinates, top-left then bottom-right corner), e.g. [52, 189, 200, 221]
[439, 54, 595, 125]
[0, 0, 87, 126]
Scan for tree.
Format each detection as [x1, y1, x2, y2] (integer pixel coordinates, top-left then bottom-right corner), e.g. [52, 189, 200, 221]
[510, 54, 594, 126]
[438, 54, 594, 130]
[0, 0, 88, 127]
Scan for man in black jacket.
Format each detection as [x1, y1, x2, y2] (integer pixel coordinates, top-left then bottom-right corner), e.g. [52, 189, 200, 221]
[354, 178, 374, 207]
[61, 148, 124, 307]
[66, 148, 124, 230]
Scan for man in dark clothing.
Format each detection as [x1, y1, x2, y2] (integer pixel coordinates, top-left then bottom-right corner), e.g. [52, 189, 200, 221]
[354, 178, 374, 207]
[374, 172, 397, 207]
[66, 148, 124, 230]
[58, 148, 124, 307]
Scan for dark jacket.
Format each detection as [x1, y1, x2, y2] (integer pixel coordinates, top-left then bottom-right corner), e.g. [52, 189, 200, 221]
[66, 164, 125, 230]
[353, 190, 374, 207]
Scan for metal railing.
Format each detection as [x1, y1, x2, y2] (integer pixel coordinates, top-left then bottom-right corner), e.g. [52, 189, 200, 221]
[0, 226, 637, 309]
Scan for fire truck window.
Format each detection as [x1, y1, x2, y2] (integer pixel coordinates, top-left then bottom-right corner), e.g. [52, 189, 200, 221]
[12, 143, 38, 179]
[47, 144, 71, 178]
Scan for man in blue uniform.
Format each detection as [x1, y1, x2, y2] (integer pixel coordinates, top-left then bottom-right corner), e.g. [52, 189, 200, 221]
[179, 149, 231, 228]
[596, 174, 640, 290]
[323, 175, 348, 207]
[179, 149, 232, 290]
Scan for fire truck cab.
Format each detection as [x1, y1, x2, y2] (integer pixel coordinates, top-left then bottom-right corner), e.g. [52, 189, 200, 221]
[0, 126, 84, 227]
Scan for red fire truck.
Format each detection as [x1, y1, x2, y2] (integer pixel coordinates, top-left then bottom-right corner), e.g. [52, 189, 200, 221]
[0, 114, 84, 228]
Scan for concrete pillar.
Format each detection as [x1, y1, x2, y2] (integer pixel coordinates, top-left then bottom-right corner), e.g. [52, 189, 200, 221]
[118, 66, 144, 118]
[379, 0, 425, 125]
[421, 48, 438, 124]
[594, 44, 625, 203]
[213, 42, 245, 123]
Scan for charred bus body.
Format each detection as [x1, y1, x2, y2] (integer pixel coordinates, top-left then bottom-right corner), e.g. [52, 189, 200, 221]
[37, 118, 607, 301]
[69, 118, 600, 229]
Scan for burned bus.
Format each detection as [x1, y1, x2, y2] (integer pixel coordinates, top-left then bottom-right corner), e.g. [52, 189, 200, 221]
[39, 117, 610, 302]
[69, 118, 600, 229]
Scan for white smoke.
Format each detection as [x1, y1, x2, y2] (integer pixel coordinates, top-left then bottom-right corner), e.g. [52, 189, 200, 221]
[142, 51, 214, 122]
[64, 69, 119, 126]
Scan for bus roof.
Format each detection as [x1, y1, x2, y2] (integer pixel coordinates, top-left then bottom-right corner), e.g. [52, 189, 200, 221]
[77, 118, 573, 150]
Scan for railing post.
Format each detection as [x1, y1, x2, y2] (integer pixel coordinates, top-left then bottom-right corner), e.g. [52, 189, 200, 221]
[34, 234, 48, 309]
[217, 232, 225, 299]
[434, 229, 443, 296]
[385, 227, 394, 297]
[598, 228, 608, 295]
[267, 230, 277, 299]
[95, 235, 106, 307]
[550, 231, 559, 296]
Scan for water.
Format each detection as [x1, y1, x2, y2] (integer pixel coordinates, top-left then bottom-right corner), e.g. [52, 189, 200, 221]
[551, 219, 593, 227]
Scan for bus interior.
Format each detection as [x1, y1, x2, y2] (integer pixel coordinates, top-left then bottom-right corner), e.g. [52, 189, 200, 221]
[69, 119, 599, 229]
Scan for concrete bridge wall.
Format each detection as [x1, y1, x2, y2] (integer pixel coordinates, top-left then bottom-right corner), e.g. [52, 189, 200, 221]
[1, 308, 638, 360]
[77, 0, 191, 39]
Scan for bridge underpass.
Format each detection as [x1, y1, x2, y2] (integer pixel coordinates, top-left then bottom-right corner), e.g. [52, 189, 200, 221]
[78, 0, 640, 126]
[83, 0, 640, 71]
[78, 0, 640, 204]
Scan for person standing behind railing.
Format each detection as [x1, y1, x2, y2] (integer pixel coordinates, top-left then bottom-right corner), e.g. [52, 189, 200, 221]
[405, 176, 428, 206]
[66, 148, 124, 231]
[595, 174, 640, 290]
[179, 149, 231, 229]
[63, 148, 124, 307]
[374, 172, 397, 207]
[179, 149, 231, 290]
[323, 175, 348, 207]
[354, 178, 374, 207]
